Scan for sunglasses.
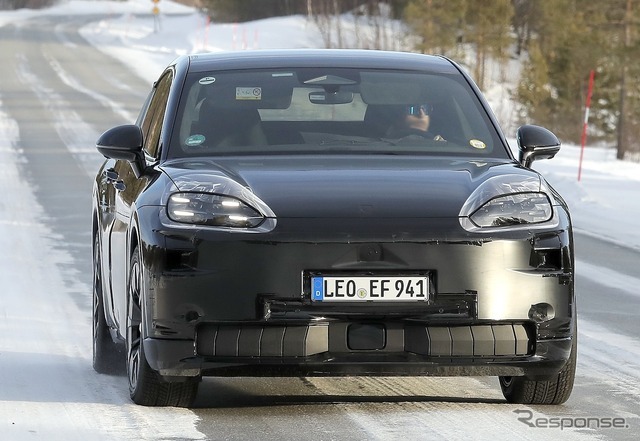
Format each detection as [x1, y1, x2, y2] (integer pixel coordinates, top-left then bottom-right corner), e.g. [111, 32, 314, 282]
[407, 103, 433, 116]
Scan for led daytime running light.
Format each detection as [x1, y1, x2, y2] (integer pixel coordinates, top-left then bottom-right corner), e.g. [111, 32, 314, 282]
[167, 193, 264, 228]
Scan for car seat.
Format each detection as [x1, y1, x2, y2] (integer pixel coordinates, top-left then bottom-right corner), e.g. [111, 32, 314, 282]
[194, 98, 268, 148]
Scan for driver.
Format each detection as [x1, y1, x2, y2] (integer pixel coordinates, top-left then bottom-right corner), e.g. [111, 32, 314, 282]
[387, 103, 445, 141]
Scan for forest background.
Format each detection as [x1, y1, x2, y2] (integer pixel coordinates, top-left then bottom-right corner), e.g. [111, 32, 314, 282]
[5, 0, 640, 161]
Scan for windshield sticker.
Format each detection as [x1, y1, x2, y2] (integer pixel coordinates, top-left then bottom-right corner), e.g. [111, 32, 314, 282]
[199, 77, 216, 85]
[236, 87, 262, 100]
[470, 139, 486, 149]
[185, 134, 206, 146]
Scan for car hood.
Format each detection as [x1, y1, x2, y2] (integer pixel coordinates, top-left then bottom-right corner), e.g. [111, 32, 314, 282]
[160, 156, 540, 218]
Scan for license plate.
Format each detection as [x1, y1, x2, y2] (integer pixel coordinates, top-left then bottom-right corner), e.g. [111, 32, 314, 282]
[311, 276, 429, 302]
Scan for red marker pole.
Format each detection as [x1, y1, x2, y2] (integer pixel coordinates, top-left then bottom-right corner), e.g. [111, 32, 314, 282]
[578, 69, 595, 182]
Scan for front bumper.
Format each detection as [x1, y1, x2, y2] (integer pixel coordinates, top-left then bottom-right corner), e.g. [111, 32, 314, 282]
[143, 321, 573, 379]
[136, 207, 575, 379]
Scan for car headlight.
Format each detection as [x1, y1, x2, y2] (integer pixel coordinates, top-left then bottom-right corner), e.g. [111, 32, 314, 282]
[469, 192, 552, 227]
[167, 192, 264, 228]
[459, 174, 558, 232]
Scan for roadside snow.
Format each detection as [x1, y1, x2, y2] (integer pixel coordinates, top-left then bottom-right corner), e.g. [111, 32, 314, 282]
[533, 143, 640, 250]
[0, 95, 205, 439]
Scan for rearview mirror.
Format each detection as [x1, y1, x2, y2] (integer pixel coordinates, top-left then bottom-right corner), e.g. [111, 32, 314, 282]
[517, 125, 561, 168]
[309, 91, 354, 105]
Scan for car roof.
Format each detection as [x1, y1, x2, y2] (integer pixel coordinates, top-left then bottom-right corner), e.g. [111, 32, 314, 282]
[184, 49, 459, 74]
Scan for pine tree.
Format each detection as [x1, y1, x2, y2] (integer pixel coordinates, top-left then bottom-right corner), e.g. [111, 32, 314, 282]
[405, 0, 513, 88]
[463, 0, 513, 89]
[404, 0, 466, 56]
[515, 1, 606, 142]
[609, 0, 640, 160]
[1, 0, 56, 8]
[516, 39, 552, 124]
[515, 0, 640, 158]
[204, 0, 309, 22]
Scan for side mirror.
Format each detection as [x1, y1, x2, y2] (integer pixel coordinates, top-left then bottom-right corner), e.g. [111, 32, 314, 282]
[516, 124, 561, 168]
[96, 125, 143, 162]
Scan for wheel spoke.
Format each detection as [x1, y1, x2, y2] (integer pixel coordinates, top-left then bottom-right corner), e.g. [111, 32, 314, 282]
[128, 334, 140, 387]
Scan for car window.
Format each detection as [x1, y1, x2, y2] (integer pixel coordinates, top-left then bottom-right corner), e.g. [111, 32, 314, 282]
[135, 90, 153, 127]
[168, 68, 508, 159]
[141, 71, 173, 160]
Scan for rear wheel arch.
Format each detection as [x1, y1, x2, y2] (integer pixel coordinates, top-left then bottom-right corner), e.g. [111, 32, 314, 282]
[92, 210, 101, 259]
[92, 214, 108, 321]
[93, 225, 125, 374]
[127, 219, 142, 287]
[128, 221, 140, 262]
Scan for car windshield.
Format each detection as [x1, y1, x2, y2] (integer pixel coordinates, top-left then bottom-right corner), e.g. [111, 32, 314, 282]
[168, 68, 509, 158]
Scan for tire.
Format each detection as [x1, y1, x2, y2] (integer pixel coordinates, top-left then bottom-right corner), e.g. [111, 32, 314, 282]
[499, 332, 577, 405]
[127, 246, 199, 407]
[93, 234, 125, 374]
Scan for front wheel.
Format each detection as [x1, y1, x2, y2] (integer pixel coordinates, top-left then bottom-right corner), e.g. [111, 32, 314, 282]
[127, 246, 199, 407]
[499, 334, 577, 405]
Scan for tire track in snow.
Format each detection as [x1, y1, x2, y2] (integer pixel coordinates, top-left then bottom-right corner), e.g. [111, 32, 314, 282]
[575, 319, 640, 411]
[306, 376, 598, 440]
[576, 259, 640, 299]
[14, 52, 103, 177]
